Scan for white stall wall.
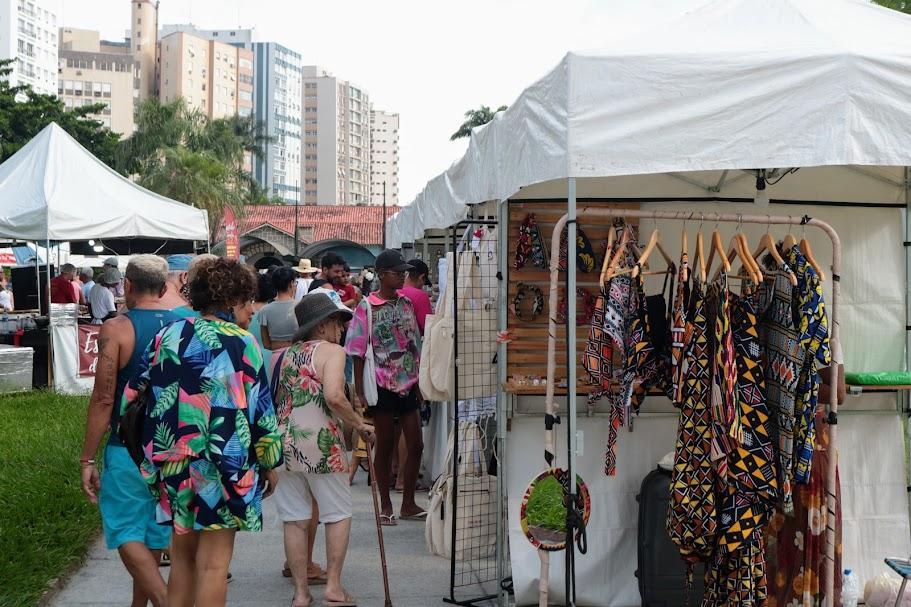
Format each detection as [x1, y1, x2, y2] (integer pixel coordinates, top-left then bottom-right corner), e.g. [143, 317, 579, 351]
[52, 325, 93, 395]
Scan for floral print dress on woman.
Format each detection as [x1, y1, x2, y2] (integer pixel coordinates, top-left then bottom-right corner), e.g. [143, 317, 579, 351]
[124, 318, 283, 534]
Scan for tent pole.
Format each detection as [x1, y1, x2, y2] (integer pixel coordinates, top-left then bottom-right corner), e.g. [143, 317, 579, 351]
[34, 243, 40, 315]
[496, 198, 509, 607]
[905, 166, 911, 565]
[46, 237, 52, 390]
[565, 177, 578, 607]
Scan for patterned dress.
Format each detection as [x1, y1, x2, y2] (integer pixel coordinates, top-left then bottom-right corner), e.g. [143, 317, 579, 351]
[127, 318, 284, 534]
[274, 340, 348, 474]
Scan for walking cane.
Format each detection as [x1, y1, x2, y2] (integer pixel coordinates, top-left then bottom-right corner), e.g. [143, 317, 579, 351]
[366, 442, 393, 607]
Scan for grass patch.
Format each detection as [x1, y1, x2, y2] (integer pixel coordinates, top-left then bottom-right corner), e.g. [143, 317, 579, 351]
[0, 391, 98, 607]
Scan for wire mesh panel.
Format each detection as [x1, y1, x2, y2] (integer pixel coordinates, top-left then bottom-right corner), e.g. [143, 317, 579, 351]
[446, 221, 501, 606]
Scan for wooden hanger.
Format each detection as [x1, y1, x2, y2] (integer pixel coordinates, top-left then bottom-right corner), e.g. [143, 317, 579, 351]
[753, 232, 798, 286]
[782, 232, 798, 252]
[694, 230, 707, 283]
[632, 229, 675, 278]
[598, 226, 619, 288]
[800, 237, 826, 281]
[737, 233, 763, 284]
[706, 229, 731, 276]
[715, 234, 760, 283]
[603, 226, 632, 283]
[681, 229, 689, 283]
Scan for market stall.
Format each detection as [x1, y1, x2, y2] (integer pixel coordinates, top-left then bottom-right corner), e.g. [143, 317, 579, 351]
[0, 122, 209, 394]
[392, 1, 911, 606]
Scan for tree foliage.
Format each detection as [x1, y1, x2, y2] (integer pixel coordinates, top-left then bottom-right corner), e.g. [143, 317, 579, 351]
[0, 59, 120, 165]
[450, 104, 508, 141]
[119, 97, 272, 236]
[873, 0, 911, 13]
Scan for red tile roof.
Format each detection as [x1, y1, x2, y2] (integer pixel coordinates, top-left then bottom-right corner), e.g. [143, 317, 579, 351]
[223, 205, 400, 246]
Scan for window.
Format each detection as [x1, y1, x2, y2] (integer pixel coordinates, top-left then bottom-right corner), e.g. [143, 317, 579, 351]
[240, 58, 252, 70]
[64, 80, 73, 94]
[84, 81, 93, 95]
[239, 90, 251, 101]
[73, 80, 83, 95]
[102, 82, 111, 97]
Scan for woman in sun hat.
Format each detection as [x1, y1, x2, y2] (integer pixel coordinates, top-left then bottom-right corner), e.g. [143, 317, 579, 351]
[293, 258, 319, 301]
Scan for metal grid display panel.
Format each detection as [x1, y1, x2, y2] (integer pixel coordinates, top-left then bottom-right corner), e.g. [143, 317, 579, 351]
[446, 221, 500, 607]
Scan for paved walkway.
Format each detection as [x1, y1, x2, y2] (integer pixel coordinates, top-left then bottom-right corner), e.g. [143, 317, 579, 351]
[50, 477, 499, 606]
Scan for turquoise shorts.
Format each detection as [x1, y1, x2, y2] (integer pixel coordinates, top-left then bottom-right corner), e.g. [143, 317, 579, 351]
[99, 444, 171, 550]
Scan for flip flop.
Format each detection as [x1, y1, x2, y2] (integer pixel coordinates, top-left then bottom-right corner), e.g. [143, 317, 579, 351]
[399, 509, 427, 521]
[159, 553, 171, 567]
[322, 593, 357, 606]
[380, 514, 397, 526]
[308, 571, 328, 586]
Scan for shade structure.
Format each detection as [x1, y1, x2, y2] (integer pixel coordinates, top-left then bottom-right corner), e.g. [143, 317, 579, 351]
[0, 122, 209, 242]
[388, 0, 911, 247]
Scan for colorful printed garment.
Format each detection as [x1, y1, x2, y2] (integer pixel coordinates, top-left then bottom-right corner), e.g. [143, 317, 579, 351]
[758, 262, 803, 514]
[706, 274, 739, 474]
[667, 279, 718, 567]
[346, 292, 422, 395]
[515, 213, 549, 269]
[786, 246, 831, 484]
[670, 253, 690, 402]
[765, 405, 842, 607]
[558, 224, 596, 273]
[126, 318, 283, 534]
[274, 340, 348, 474]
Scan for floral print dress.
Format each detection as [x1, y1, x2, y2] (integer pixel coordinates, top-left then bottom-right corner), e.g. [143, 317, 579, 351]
[126, 318, 283, 534]
[273, 340, 348, 474]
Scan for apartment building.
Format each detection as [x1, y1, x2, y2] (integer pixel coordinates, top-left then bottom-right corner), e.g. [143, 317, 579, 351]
[301, 66, 371, 205]
[58, 27, 138, 135]
[369, 110, 399, 205]
[130, 0, 157, 101]
[158, 30, 253, 119]
[0, 0, 58, 95]
[253, 42, 302, 204]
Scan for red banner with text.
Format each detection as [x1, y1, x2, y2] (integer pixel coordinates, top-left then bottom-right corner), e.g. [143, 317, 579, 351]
[77, 325, 101, 378]
[224, 207, 240, 260]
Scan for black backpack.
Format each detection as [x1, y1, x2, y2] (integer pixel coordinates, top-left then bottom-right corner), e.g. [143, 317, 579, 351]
[119, 381, 151, 466]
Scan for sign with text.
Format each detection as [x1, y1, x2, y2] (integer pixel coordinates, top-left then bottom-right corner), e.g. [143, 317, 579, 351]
[77, 325, 101, 377]
[224, 207, 240, 260]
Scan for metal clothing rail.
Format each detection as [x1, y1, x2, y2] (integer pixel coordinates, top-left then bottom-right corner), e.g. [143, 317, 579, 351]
[544, 203, 842, 607]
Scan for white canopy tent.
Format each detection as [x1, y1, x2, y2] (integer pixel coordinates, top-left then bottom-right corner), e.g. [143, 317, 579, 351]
[393, 1, 911, 605]
[0, 122, 209, 242]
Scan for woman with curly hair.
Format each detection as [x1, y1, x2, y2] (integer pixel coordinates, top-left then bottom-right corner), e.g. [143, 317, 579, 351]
[126, 257, 283, 607]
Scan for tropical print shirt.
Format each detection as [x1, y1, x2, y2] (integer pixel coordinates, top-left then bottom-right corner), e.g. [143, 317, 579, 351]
[345, 292, 421, 395]
[274, 340, 347, 474]
[123, 318, 283, 534]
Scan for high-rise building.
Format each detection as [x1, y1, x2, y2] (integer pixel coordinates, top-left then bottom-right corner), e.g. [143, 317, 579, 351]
[301, 66, 371, 205]
[0, 0, 58, 95]
[158, 30, 253, 120]
[130, 0, 157, 101]
[58, 27, 139, 135]
[254, 42, 302, 204]
[370, 110, 399, 206]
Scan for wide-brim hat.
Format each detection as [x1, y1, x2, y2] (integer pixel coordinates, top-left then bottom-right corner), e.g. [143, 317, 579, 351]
[295, 292, 353, 339]
[294, 258, 318, 275]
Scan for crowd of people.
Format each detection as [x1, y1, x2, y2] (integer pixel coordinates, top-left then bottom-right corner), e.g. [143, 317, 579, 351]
[78, 249, 435, 607]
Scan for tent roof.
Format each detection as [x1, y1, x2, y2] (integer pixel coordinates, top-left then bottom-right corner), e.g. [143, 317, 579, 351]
[0, 122, 209, 241]
[389, 0, 911, 247]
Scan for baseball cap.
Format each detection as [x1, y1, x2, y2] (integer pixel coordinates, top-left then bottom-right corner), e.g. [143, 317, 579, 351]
[166, 254, 193, 272]
[407, 259, 432, 286]
[103, 256, 119, 267]
[374, 249, 413, 273]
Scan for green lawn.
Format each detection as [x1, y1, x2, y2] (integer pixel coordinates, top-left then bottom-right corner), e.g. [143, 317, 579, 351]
[0, 391, 98, 607]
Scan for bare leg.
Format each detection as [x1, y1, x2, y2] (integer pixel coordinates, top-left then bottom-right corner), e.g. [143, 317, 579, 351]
[395, 433, 407, 491]
[168, 532, 199, 607]
[322, 517, 355, 604]
[283, 520, 312, 607]
[372, 411, 397, 517]
[194, 529, 235, 607]
[118, 543, 166, 607]
[399, 408, 425, 516]
[307, 500, 323, 577]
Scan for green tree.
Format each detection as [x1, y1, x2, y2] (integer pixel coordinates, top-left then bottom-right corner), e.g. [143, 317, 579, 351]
[0, 59, 120, 164]
[873, 0, 911, 13]
[450, 104, 508, 141]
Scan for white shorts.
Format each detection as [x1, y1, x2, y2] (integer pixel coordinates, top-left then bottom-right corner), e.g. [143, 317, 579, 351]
[274, 470, 352, 524]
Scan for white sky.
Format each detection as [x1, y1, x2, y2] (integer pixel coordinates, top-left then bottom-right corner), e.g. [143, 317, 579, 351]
[57, 0, 691, 205]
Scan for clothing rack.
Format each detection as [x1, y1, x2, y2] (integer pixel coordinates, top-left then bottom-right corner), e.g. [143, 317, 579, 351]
[544, 204, 842, 607]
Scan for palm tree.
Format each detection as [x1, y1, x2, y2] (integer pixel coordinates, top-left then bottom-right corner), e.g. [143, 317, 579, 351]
[450, 104, 508, 141]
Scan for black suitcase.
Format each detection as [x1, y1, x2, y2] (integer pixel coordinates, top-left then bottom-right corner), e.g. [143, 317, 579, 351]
[636, 466, 706, 606]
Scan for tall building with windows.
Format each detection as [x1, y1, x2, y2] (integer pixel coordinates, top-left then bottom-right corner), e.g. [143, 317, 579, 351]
[254, 42, 302, 203]
[0, 0, 58, 95]
[301, 66, 371, 205]
[130, 0, 158, 101]
[158, 30, 253, 119]
[58, 27, 138, 135]
[370, 110, 399, 206]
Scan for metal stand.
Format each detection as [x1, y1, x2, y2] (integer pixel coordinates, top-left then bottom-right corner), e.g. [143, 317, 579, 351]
[544, 204, 842, 607]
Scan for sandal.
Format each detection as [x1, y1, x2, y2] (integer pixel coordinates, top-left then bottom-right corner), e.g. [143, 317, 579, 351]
[380, 514, 397, 526]
[323, 592, 357, 606]
[399, 509, 427, 521]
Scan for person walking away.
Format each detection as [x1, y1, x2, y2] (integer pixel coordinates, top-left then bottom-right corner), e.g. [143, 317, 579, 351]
[81, 267, 96, 302]
[50, 263, 79, 304]
[126, 257, 283, 607]
[88, 270, 119, 324]
[347, 249, 425, 525]
[72, 268, 86, 305]
[274, 292, 375, 607]
[249, 270, 278, 362]
[260, 266, 299, 351]
[102, 257, 125, 297]
[160, 254, 218, 318]
[79, 255, 177, 607]
[293, 259, 319, 300]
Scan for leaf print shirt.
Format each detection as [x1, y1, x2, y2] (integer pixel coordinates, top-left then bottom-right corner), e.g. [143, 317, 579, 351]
[345, 293, 422, 395]
[274, 340, 348, 474]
